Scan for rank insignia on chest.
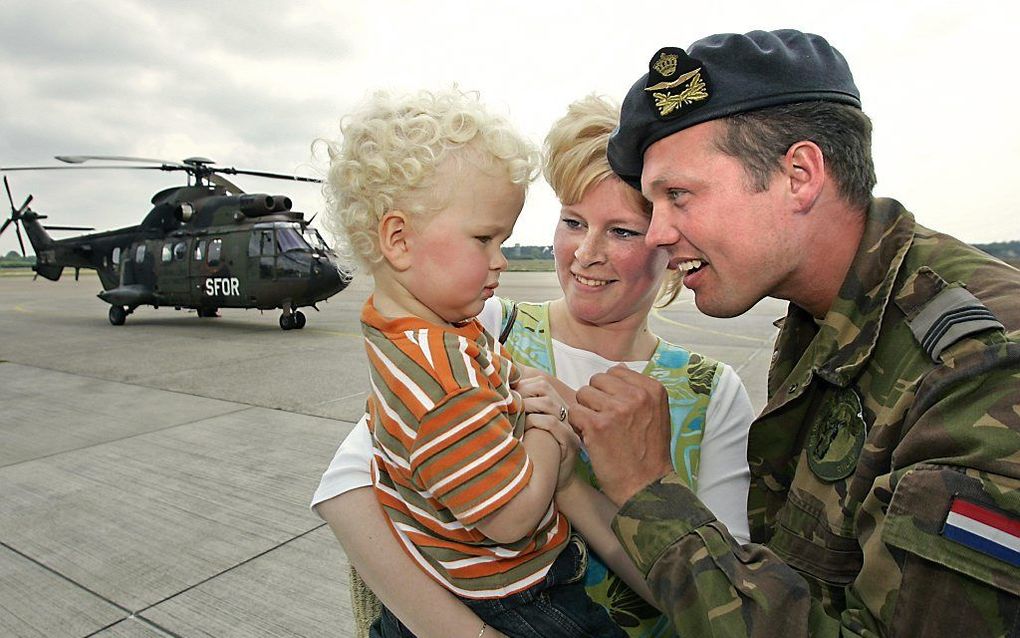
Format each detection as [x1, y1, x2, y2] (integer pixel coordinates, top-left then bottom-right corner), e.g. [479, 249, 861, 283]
[807, 387, 866, 482]
[643, 47, 710, 119]
[941, 497, 1020, 567]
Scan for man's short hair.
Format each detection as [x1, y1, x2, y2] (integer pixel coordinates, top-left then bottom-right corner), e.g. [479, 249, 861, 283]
[714, 101, 876, 211]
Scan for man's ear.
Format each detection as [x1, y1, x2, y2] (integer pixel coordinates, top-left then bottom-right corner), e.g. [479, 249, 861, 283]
[784, 141, 825, 212]
[378, 210, 413, 271]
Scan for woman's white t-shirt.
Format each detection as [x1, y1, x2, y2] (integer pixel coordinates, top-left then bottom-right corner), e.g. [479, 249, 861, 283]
[312, 297, 754, 544]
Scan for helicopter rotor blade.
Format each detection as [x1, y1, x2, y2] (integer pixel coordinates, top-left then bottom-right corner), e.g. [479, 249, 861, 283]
[3, 175, 14, 210]
[43, 225, 95, 231]
[2, 176, 33, 224]
[15, 195, 33, 217]
[216, 167, 322, 184]
[0, 165, 174, 172]
[56, 153, 187, 165]
[208, 173, 245, 195]
[14, 222, 26, 256]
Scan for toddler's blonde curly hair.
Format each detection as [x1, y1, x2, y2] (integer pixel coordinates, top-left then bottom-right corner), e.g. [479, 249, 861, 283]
[321, 88, 540, 268]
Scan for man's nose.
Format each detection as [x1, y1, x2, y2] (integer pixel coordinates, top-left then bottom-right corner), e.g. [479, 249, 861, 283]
[644, 206, 683, 248]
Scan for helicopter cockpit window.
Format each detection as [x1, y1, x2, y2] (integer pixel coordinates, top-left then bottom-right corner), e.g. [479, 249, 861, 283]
[276, 224, 309, 252]
[207, 239, 223, 266]
[303, 228, 327, 251]
[173, 242, 187, 261]
[194, 240, 205, 261]
[249, 229, 275, 257]
[135, 244, 146, 263]
[161, 243, 173, 263]
[112, 247, 121, 267]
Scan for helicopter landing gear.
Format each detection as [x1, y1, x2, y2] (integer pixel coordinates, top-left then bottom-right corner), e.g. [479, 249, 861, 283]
[279, 309, 306, 330]
[109, 305, 127, 326]
[197, 307, 219, 318]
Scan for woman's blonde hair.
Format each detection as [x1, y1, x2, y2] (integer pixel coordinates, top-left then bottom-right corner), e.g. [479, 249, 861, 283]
[321, 88, 540, 268]
[543, 95, 682, 307]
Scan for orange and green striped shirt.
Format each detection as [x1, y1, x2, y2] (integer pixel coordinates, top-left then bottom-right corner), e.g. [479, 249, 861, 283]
[361, 298, 568, 598]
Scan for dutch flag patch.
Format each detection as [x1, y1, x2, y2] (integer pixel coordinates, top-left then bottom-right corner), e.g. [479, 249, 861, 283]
[941, 497, 1020, 567]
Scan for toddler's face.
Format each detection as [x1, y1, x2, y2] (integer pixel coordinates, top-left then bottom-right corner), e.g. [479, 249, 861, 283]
[403, 166, 524, 324]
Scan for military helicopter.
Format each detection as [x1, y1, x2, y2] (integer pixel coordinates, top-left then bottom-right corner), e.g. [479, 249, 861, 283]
[0, 156, 353, 330]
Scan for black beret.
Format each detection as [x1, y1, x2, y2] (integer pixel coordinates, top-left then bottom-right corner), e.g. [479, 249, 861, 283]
[608, 29, 861, 188]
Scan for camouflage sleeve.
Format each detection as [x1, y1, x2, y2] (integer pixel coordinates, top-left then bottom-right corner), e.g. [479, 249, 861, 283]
[613, 339, 1020, 638]
[612, 474, 842, 638]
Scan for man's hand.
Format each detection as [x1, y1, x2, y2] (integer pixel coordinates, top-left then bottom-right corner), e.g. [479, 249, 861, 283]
[571, 364, 673, 506]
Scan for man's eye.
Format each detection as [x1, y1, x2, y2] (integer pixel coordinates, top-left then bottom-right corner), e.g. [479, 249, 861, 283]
[476, 236, 492, 244]
[667, 188, 687, 202]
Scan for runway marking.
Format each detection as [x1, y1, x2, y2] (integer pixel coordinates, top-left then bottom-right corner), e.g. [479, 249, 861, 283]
[650, 307, 774, 344]
[305, 328, 362, 338]
[321, 391, 367, 405]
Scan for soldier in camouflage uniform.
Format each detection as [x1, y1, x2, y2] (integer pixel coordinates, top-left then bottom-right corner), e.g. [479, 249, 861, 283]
[570, 29, 1020, 637]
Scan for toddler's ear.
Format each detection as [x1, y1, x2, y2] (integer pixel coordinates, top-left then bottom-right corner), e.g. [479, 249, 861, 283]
[378, 210, 413, 270]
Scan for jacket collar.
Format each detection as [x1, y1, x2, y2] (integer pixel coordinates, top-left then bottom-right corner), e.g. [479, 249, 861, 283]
[761, 199, 915, 414]
[812, 198, 915, 385]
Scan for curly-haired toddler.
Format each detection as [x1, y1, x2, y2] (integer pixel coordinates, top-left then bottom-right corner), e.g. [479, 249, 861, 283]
[322, 88, 624, 638]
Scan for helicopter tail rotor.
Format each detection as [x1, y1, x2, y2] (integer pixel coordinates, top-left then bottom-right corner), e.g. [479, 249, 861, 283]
[2, 175, 33, 256]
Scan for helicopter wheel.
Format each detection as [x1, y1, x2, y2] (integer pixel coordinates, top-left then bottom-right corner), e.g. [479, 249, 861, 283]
[280, 313, 295, 330]
[293, 310, 306, 329]
[109, 305, 127, 326]
[198, 307, 219, 318]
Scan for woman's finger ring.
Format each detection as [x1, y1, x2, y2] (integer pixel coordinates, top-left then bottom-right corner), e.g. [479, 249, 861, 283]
[558, 406, 567, 422]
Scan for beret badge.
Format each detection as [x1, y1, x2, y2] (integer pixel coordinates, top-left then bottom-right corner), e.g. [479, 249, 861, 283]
[652, 52, 678, 77]
[643, 47, 710, 119]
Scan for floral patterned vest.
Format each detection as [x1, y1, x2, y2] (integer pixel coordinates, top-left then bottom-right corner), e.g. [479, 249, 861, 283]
[499, 300, 722, 637]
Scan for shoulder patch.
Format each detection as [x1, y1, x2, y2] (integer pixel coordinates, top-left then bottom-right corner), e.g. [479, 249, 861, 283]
[942, 497, 1020, 568]
[896, 268, 1004, 362]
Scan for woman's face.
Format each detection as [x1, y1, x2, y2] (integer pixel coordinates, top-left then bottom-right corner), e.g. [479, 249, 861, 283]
[553, 176, 670, 327]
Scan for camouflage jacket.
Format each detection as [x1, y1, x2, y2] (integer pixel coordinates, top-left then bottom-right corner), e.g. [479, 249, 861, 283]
[612, 198, 1020, 637]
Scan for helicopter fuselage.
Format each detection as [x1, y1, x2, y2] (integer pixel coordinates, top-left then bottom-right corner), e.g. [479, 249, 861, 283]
[20, 184, 353, 327]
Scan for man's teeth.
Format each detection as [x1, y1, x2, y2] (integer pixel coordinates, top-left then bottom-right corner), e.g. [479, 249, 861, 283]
[574, 274, 609, 287]
[675, 259, 704, 273]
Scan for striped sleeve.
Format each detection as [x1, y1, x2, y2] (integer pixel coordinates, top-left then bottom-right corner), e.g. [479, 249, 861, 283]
[410, 384, 531, 526]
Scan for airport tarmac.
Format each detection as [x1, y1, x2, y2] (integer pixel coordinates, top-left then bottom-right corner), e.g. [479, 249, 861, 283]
[0, 270, 785, 637]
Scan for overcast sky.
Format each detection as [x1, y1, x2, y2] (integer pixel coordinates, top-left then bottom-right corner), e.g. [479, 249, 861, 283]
[1, 0, 1017, 258]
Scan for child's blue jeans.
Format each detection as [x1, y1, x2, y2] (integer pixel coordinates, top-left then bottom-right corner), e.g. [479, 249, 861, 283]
[371, 535, 625, 638]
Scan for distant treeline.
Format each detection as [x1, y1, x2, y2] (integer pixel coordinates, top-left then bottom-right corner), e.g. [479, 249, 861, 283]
[502, 245, 553, 260]
[0, 252, 34, 268]
[975, 241, 1020, 260]
[506, 241, 1013, 264]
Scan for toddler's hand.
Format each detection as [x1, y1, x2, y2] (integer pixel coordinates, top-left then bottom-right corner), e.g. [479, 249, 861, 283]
[516, 375, 579, 490]
[525, 411, 579, 490]
[515, 376, 574, 426]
